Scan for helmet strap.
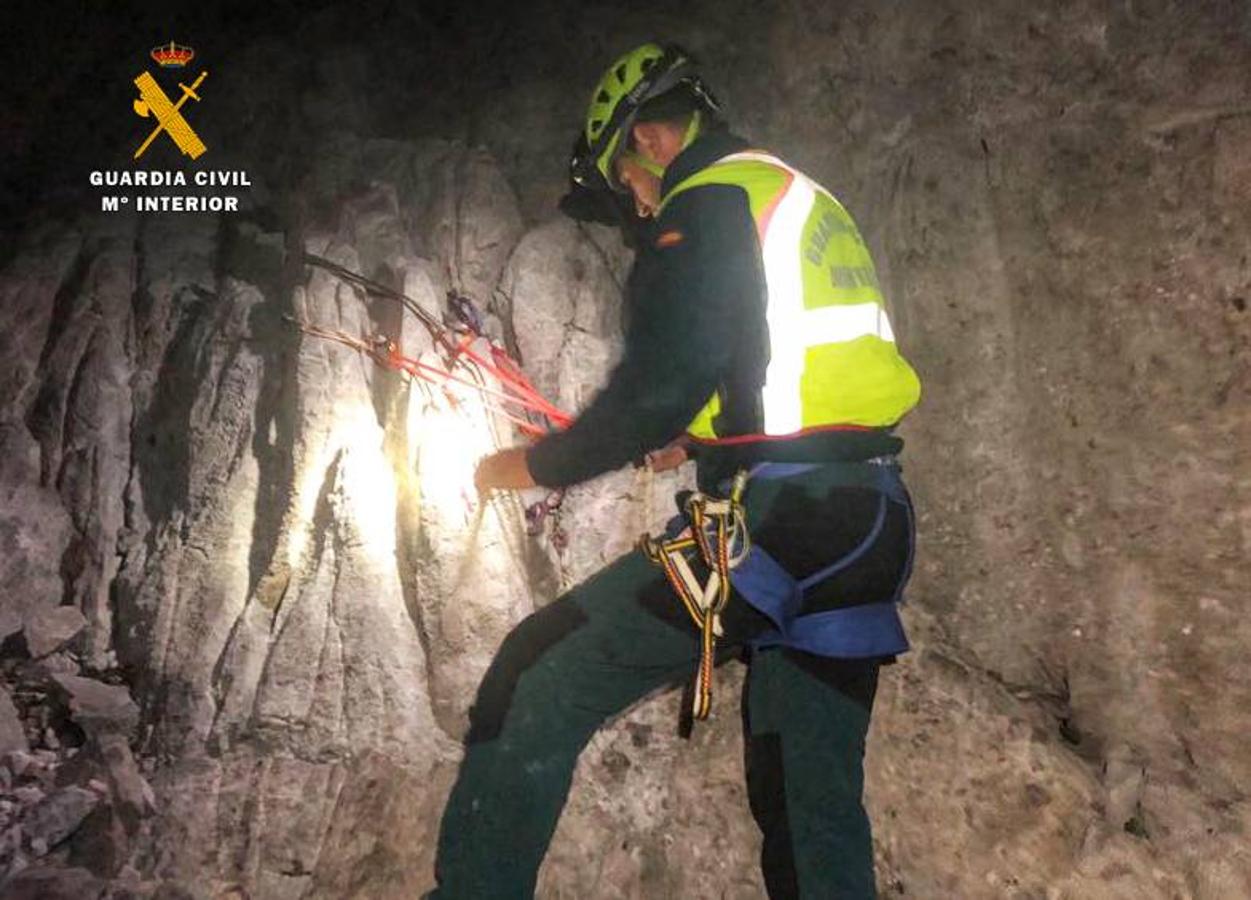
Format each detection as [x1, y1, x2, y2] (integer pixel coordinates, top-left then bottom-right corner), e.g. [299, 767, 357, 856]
[680, 109, 703, 152]
[624, 151, 666, 178]
[623, 109, 705, 183]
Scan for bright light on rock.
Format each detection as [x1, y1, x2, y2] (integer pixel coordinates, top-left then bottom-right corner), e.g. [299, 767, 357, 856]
[409, 370, 497, 526]
[286, 403, 399, 572]
[334, 406, 400, 558]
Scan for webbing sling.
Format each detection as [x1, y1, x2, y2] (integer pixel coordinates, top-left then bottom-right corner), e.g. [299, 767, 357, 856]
[640, 471, 751, 720]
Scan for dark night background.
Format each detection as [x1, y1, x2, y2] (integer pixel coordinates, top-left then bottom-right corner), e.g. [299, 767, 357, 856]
[0, 0, 671, 247]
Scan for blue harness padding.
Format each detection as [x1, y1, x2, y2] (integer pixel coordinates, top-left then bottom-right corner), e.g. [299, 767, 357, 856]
[727, 460, 914, 659]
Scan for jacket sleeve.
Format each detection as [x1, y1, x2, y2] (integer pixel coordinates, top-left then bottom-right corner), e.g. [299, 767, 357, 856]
[526, 184, 761, 488]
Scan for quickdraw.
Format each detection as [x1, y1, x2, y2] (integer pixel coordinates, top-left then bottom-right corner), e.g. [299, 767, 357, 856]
[523, 488, 571, 588]
[639, 470, 750, 721]
[524, 489, 568, 552]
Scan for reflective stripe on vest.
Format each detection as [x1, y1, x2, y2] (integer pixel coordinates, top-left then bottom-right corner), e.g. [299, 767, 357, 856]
[659, 150, 922, 439]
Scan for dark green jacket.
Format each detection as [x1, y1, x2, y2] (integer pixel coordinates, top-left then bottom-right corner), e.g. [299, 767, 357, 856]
[527, 129, 898, 490]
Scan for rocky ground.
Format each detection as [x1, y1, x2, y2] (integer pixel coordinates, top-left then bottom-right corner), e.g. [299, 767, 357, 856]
[0, 605, 158, 898]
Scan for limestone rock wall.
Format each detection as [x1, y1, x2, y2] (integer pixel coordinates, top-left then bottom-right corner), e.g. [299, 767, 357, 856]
[0, 123, 708, 895]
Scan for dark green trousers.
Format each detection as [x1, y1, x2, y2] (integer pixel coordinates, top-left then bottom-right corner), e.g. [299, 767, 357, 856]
[432, 465, 913, 898]
[429, 551, 883, 898]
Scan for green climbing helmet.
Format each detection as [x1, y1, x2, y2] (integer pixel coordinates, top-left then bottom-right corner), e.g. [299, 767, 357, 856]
[571, 42, 719, 193]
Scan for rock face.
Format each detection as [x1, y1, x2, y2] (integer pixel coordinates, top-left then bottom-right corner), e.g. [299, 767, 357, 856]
[0, 690, 26, 757]
[2, 128, 676, 896]
[1, 2, 1249, 897]
[19, 608, 86, 661]
[24, 786, 100, 851]
[49, 675, 139, 739]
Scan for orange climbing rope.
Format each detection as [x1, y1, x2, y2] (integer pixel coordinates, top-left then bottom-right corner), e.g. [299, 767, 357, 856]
[295, 251, 573, 436]
[288, 317, 568, 437]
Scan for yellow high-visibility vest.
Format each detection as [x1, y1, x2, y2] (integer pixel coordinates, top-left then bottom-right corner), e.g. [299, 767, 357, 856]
[659, 151, 922, 440]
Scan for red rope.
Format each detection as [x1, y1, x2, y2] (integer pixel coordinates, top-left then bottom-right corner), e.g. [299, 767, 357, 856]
[397, 350, 553, 421]
[455, 342, 573, 427]
[290, 318, 569, 436]
[296, 254, 573, 431]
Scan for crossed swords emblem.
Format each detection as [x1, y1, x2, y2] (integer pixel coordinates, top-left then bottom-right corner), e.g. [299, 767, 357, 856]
[132, 69, 209, 160]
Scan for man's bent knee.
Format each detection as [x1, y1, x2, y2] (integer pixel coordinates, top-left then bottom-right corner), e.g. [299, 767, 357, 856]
[464, 598, 589, 745]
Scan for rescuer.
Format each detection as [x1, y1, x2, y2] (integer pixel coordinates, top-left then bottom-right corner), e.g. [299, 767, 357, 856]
[430, 42, 923, 899]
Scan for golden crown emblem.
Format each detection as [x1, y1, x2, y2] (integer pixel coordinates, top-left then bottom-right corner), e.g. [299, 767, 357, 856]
[151, 41, 195, 68]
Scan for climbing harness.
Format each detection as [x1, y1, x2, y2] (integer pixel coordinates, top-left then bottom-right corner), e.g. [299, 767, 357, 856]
[731, 459, 912, 657]
[640, 458, 913, 724]
[640, 470, 751, 721]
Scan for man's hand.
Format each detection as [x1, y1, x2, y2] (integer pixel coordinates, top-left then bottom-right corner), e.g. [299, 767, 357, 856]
[644, 442, 688, 473]
[474, 447, 537, 495]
